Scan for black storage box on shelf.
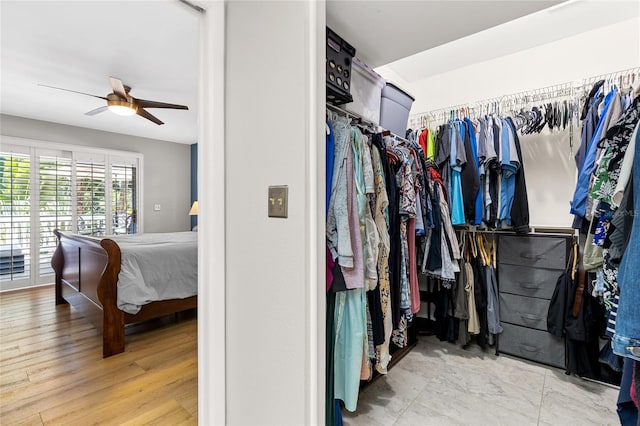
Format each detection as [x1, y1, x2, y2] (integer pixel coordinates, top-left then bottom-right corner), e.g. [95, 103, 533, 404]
[326, 27, 355, 105]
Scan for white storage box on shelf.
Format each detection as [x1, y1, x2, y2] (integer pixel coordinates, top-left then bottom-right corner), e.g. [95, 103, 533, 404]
[380, 82, 415, 137]
[344, 57, 385, 125]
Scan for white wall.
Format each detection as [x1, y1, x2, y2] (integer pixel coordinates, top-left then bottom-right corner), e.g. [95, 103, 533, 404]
[377, 17, 639, 228]
[223, 1, 324, 424]
[0, 114, 192, 232]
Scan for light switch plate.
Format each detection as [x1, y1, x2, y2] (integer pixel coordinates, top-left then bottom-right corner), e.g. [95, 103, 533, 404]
[268, 186, 288, 218]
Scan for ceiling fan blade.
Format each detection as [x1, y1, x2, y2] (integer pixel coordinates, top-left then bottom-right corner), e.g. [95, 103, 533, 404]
[110, 77, 128, 99]
[136, 108, 164, 125]
[136, 98, 189, 110]
[85, 106, 108, 116]
[38, 84, 107, 100]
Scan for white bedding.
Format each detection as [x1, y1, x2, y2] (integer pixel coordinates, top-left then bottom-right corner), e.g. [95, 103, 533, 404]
[110, 231, 197, 314]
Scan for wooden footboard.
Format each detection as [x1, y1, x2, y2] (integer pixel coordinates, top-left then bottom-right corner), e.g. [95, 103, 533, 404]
[52, 230, 197, 357]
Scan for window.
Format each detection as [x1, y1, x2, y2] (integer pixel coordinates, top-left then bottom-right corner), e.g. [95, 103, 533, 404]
[0, 139, 142, 291]
[111, 163, 137, 235]
[76, 160, 106, 236]
[0, 151, 31, 282]
[38, 155, 72, 276]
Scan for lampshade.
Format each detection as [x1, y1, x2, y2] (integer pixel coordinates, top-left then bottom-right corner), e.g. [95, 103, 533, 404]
[189, 201, 198, 215]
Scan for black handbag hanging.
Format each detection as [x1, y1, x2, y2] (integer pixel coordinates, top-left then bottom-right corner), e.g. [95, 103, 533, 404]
[547, 242, 576, 337]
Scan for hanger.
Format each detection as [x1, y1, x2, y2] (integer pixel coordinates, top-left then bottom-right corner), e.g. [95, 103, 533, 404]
[571, 240, 578, 281]
[476, 233, 489, 267]
[386, 147, 399, 164]
[490, 235, 496, 269]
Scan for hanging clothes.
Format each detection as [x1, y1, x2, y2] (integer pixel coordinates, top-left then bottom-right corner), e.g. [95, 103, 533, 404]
[570, 87, 619, 225]
[460, 118, 480, 224]
[454, 235, 471, 346]
[327, 116, 356, 273]
[449, 122, 466, 225]
[506, 118, 530, 234]
[613, 110, 640, 361]
[370, 146, 393, 373]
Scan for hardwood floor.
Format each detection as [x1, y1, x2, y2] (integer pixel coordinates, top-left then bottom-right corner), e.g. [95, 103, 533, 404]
[0, 285, 197, 425]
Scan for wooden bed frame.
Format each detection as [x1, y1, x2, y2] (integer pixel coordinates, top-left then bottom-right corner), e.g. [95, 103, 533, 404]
[51, 229, 197, 357]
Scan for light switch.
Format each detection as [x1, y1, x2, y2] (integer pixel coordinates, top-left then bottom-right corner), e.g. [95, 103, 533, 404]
[268, 186, 288, 218]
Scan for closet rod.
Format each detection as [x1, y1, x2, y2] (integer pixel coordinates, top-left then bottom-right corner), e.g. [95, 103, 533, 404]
[409, 66, 640, 127]
[574, 66, 640, 93]
[453, 225, 579, 238]
[326, 102, 410, 143]
[326, 102, 378, 128]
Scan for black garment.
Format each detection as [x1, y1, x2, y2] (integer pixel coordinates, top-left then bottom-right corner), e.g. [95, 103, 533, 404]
[547, 269, 571, 337]
[565, 271, 597, 343]
[546, 103, 554, 130]
[425, 180, 443, 272]
[433, 284, 456, 342]
[435, 125, 451, 196]
[471, 256, 488, 348]
[533, 105, 548, 133]
[580, 80, 605, 120]
[565, 270, 607, 377]
[487, 120, 502, 226]
[367, 288, 385, 346]
[507, 117, 530, 234]
[329, 261, 347, 292]
[461, 121, 480, 223]
[372, 134, 401, 329]
[485, 161, 500, 228]
[389, 170, 402, 328]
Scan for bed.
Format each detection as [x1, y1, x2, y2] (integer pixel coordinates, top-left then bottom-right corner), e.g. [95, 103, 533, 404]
[51, 229, 198, 357]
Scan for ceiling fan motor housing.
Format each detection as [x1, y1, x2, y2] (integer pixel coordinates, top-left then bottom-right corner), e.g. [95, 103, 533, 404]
[107, 92, 137, 113]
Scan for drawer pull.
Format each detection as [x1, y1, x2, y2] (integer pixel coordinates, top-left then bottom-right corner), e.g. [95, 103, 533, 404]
[521, 252, 544, 261]
[520, 344, 540, 353]
[519, 282, 541, 289]
[520, 314, 541, 321]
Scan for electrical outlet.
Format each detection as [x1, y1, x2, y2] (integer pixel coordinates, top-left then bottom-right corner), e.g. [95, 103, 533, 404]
[154, 204, 161, 211]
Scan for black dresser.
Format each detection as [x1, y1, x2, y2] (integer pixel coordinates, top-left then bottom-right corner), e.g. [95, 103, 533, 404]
[497, 233, 571, 368]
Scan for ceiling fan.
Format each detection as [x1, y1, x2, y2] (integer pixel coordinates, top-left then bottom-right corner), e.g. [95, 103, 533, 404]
[39, 77, 188, 125]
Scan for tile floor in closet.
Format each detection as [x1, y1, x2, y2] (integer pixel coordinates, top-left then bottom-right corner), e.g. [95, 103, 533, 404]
[343, 335, 619, 426]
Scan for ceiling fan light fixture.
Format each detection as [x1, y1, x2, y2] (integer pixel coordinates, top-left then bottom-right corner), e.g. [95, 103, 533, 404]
[107, 100, 137, 116]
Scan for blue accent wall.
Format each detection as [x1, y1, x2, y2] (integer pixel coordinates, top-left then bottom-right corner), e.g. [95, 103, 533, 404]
[191, 143, 198, 229]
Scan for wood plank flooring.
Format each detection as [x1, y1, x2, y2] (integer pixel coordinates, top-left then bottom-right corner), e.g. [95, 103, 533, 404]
[0, 285, 197, 425]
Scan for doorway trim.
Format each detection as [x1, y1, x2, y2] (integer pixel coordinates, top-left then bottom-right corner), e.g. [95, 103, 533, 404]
[198, 1, 226, 424]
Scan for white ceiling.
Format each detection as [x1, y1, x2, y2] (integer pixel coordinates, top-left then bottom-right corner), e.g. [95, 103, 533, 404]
[375, 0, 640, 90]
[326, 0, 563, 68]
[1, 1, 200, 144]
[1, 1, 576, 144]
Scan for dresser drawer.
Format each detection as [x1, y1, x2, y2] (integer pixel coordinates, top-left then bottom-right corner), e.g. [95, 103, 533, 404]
[498, 235, 567, 269]
[500, 293, 550, 331]
[498, 264, 561, 299]
[499, 323, 565, 368]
